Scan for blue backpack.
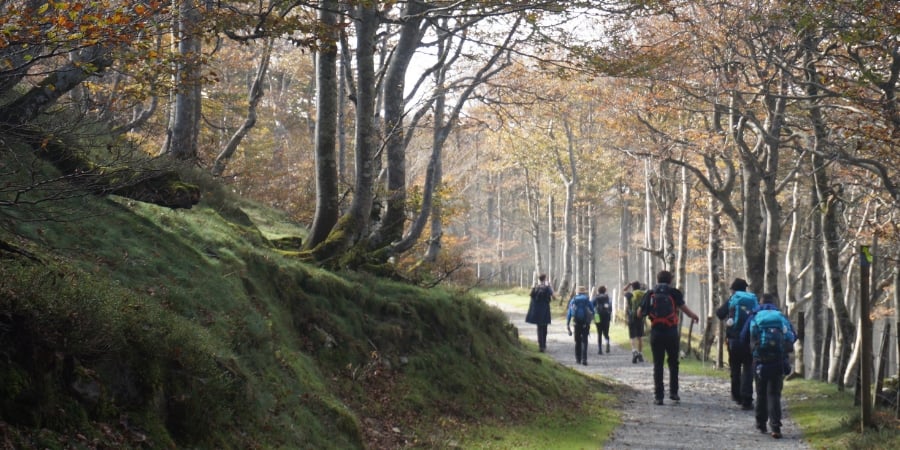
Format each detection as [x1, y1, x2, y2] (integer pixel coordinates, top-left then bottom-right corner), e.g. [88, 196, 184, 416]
[571, 295, 592, 324]
[752, 309, 789, 363]
[728, 291, 758, 338]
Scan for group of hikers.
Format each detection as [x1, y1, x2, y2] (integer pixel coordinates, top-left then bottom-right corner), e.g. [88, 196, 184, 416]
[525, 271, 797, 440]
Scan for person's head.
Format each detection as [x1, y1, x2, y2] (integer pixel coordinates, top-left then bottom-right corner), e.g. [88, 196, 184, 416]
[597, 285, 607, 294]
[656, 270, 673, 284]
[761, 293, 779, 307]
[576, 286, 588, 295]
[539, 273, 547, 283]
[630, 281, 641, 290]
[730, 278, 748, 292]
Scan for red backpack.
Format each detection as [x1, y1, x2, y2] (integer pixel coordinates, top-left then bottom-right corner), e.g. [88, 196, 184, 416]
[648, 288, 678, 327]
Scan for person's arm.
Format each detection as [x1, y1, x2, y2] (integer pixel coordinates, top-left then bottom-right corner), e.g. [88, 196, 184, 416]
[782, 315, 797, 344]
[679, 303, 700, 322]
[715, 299, 730, 320]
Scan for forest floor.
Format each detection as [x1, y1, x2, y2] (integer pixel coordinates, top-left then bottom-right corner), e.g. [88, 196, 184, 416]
[489, 300, 811, 450]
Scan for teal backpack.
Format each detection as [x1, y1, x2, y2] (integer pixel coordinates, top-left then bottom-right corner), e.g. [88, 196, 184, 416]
[727, 291, 758, 338]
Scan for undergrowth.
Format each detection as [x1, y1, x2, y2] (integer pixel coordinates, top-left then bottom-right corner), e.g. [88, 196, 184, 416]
[0, 137, 618, 448]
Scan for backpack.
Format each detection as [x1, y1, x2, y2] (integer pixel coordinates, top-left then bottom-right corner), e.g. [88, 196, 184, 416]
[626, 290, 644, 324]
[727, 291, 758, 339]
[571, 295, 592, 324]
[752, 309, 788, 363]
[647, 287, 678, 328]
[593, 294, 611, 321]
[531, 285, 552, 303]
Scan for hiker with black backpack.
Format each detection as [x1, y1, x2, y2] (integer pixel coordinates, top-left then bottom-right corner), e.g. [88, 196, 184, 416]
[715, 278, 759, 410]
[525, 274, 554, 352]
[566, 286, 595, 366]
[636, 270, 699, 405]
[744, 293, 796, 439]
[592, 286, 612, 355]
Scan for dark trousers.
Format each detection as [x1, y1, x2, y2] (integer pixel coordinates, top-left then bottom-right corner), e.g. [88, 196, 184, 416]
[536, 324, 548, 351]
[755, 364, 785, 430]
[728, 343, 754, 405]
[650, 328, 680, 400]
[574, 321, 590, 362]
[595, 319, 610, 349]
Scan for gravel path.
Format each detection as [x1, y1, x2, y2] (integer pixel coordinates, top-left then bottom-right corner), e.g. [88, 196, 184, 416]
[489, 300, 810, 450]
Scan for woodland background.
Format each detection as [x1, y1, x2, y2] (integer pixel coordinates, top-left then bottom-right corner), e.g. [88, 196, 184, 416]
[1, 0, 899, 423]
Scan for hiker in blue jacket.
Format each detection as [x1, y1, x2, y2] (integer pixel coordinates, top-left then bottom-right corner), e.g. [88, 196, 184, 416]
[743, 293, 796, 439]
[716, 278, 758, 410]
[525, 274, 554, 352]
[566, 286, 595, 366]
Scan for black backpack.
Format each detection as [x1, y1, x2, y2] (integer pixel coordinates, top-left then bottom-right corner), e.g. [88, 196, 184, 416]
[531, 285, 552, 303]
[647, 287, 678, 328]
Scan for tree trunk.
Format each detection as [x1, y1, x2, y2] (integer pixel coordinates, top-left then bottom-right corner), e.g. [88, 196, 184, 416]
[706, 190, 724, 364]
[643, 159, 655, 282]
[549, 194, 556, 288]
[810, 185, 826, 380]
[212, 39, 273, 177]
[556, 120, 579, 297]
[309, 3, 379, 264]
[618, 179, 630, 294]
[388, 14, 518, 259]
[305, 3, 340, 249]
[167, 0, 202, 161]
[803, 39, 856, 385]
[676, 164, 690, 292]
[423, 131, 444, 263]
[524, 166, 544, 278]
[588, 204, 596, 288]
[370, 0, 428, 247]
[784, 180, 801, 315]
[0, 45, 112, 126]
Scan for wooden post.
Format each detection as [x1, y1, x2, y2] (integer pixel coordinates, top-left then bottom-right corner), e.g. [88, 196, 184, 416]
[875, 322, 891, 403]
[795, 312, 805, 378]
[860, 245, 873, 431]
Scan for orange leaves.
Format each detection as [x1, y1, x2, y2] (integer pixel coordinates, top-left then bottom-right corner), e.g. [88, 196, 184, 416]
[0, 0, 165, 49]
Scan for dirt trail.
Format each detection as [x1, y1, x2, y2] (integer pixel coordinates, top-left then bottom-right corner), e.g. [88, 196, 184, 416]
[489, 300, 810, 450]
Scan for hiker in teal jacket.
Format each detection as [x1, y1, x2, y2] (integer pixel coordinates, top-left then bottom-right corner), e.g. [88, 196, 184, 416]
[745, 293, 796, 439]
[716, 278, 758, 410]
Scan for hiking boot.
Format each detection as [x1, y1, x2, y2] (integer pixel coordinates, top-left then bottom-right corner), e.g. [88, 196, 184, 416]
[741, 402, 754, 411]
[756, 422, 767, 433]
[654, 398, 664, 405]
[582, 361, 588, 366]
[606, 343, 610, 353]
[637, 353, 644, 363]
[771, 428, 782, 439]
[669, 394, 680, 402]
[632, 352, 638, 364]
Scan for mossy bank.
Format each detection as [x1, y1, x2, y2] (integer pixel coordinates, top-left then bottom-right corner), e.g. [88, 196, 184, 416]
[0, 144, 614, 448]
